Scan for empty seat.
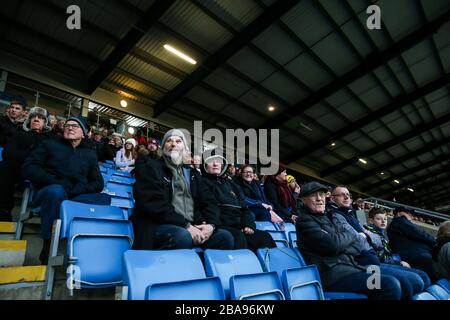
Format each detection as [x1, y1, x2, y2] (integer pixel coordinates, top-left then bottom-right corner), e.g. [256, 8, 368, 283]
[282, 265, 325, 300]
[230, 272, 284, 300]
[60, 200, 127, 238]
[412, 291, 437, 300]
[256, 247, 305, 279]
[145, 277, 225, 300]
[426, 284, 450, 300]
[436, 278, 450, 294]
[123, 249, 220, 300]
[68, 218, 133, 289]
[266, 230, 289, 247]
[113, 171, 132, 178]
[204, 249, 283, 299]
[255, 221, 278, 231]
[104, 182, 133, 199]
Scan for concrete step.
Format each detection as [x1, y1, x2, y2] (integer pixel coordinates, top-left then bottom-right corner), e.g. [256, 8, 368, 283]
[0, 240, 27, 267]
[0, 265, 46, 285]
[0, 222, 16, 240]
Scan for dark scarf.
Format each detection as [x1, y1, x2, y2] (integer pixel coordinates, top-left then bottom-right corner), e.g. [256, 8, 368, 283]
[432, 236, 450, 260]
[272, 176, 296, 210]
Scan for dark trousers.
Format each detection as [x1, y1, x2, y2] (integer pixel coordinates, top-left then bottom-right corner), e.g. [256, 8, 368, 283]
[326, 270, 402, 300]
[32, 184, 111, 239]
[380, 264, 430, 299]
[249, 207, 271, 221]
[222, 227, 276, 252]
[399, 250, 436, 282]
[0, 161, 19, 221]
[153, 224, 235, 250]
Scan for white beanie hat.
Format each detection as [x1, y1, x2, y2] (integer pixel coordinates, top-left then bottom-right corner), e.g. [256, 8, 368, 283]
[125, 138, 137, 148]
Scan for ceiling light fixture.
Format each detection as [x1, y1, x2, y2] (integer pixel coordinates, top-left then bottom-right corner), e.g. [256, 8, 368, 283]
[268, 105, 276, 112]
[394, 179, 400, 184]
[358, 158, 368, 164]
[164, 44, 197, 64]
[380, 172, 385, 175]
[331, 142, 336, 147]
[128, 127, 135, 135]
[407, 188, 414, 192]
[299, 123, 313, 131]
[120, 100, 128, 108]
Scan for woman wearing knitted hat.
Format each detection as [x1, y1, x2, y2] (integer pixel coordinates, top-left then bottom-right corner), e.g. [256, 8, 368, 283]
[115, 138, 137, 170]
[264, 164, 300, 224]
[202, 148, 276, 251]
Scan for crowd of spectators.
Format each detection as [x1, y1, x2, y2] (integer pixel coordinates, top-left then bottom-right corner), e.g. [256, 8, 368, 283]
[0, 100, 449, 299]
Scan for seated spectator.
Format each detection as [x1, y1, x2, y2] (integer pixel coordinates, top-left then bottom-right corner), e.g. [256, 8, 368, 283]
[387, 207, 437, 281]
[191, 153, 202, 174]
[0, 100, 25, 148]
[146, 137, 161, 159]
[0, 107, 53, 221]
[227, 163, 236, 177]
[296, 181, 401, 300]
[133, 129, 147, 146]
[264, 164, 300, 223]
[353, 198, 365, 210]
[330, 186, 429, 299]
[201, 149, 275, 252]
[234, 164, 284, 225]
[115, 138, 137, 171]
[21, 116, 110, 264]
[132, 129, 234, 250]
[432, 221, 450, 280]
[102, 135, 122, 161]
[52, 116, 66, 137]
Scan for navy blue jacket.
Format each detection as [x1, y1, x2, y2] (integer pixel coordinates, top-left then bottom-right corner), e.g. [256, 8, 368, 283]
[235, 176, 272, 208]
[21, 137, 103, 198]
[329, 203, 364, 233]
[387, 216, 436, 254]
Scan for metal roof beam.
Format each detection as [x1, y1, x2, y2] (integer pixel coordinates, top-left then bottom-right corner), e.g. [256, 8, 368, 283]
[259, 9, 450, 129]
[88, 1, 176, 94]
[153, 0, 299, 117]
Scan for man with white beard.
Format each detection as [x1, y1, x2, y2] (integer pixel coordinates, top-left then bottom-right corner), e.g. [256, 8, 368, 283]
[131, 129, 234, 250]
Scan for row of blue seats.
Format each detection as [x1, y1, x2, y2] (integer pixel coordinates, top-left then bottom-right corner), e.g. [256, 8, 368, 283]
[255, 221, 297, 248]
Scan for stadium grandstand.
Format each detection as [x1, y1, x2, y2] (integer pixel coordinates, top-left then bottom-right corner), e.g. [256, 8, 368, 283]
[0, 0, 449, 302]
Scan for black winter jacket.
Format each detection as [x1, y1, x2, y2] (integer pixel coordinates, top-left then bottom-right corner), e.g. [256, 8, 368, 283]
[131, 156, 220, 249]
[203, 174, 256, 231]
[0, 115, 22, 147]
[21, 137, 103, 197]
[296, 205, 367, 288]
[387, 216, 436, 254]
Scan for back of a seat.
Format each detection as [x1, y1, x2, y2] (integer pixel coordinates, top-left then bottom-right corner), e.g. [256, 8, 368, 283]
[282, 265, 325, 300]
[204, 249, 263, 298]
[104, 182, 133, 199]
[267, 230, 289, 247]
[412, 291, 437, 300]
[123, 249, 206, 300]
[60, 200, 127, 238]
[68, 218, 134, 288]
[145, 277, 225, 300]
[255, 221, 278, 231]
[108, 175, 135, 185]
[426, 284, 450, 300]
[437, 279, 450, 294]
[257, 247, 305, 279]
[230, 272, 285, 300]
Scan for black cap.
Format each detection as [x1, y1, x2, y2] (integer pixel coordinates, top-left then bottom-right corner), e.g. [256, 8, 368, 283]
[300, 181, 329, 197]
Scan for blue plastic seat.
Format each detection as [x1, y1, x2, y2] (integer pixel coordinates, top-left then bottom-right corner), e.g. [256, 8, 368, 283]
[323, 292, 369, 300]
[436, 279, 450, 294]
[282, 266, 325, 300]
[108, 175, 135, 185]
[204, 249, 283, 299]
[145, 277, 225, 300]
[412, 291, 438, 300]
[104, 182, 133, 199]
[67, 218, 133, 289]
[123, 249, 217, 300]
[230, 272, 285, 300]
[266, 230, 289, 247]
[426, 284, 450, 300]
[60, 200, 127, 238]
[288, 231, 297, 248]
[255, 221, 278, 231]
[113, 171, 132, 178]
[256, 247, 305, 279]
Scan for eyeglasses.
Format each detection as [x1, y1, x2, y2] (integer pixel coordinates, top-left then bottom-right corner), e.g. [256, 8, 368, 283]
[242, 171, 254, 175]
[333, 193, 352, 198]
[64, 123, 81, 129]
